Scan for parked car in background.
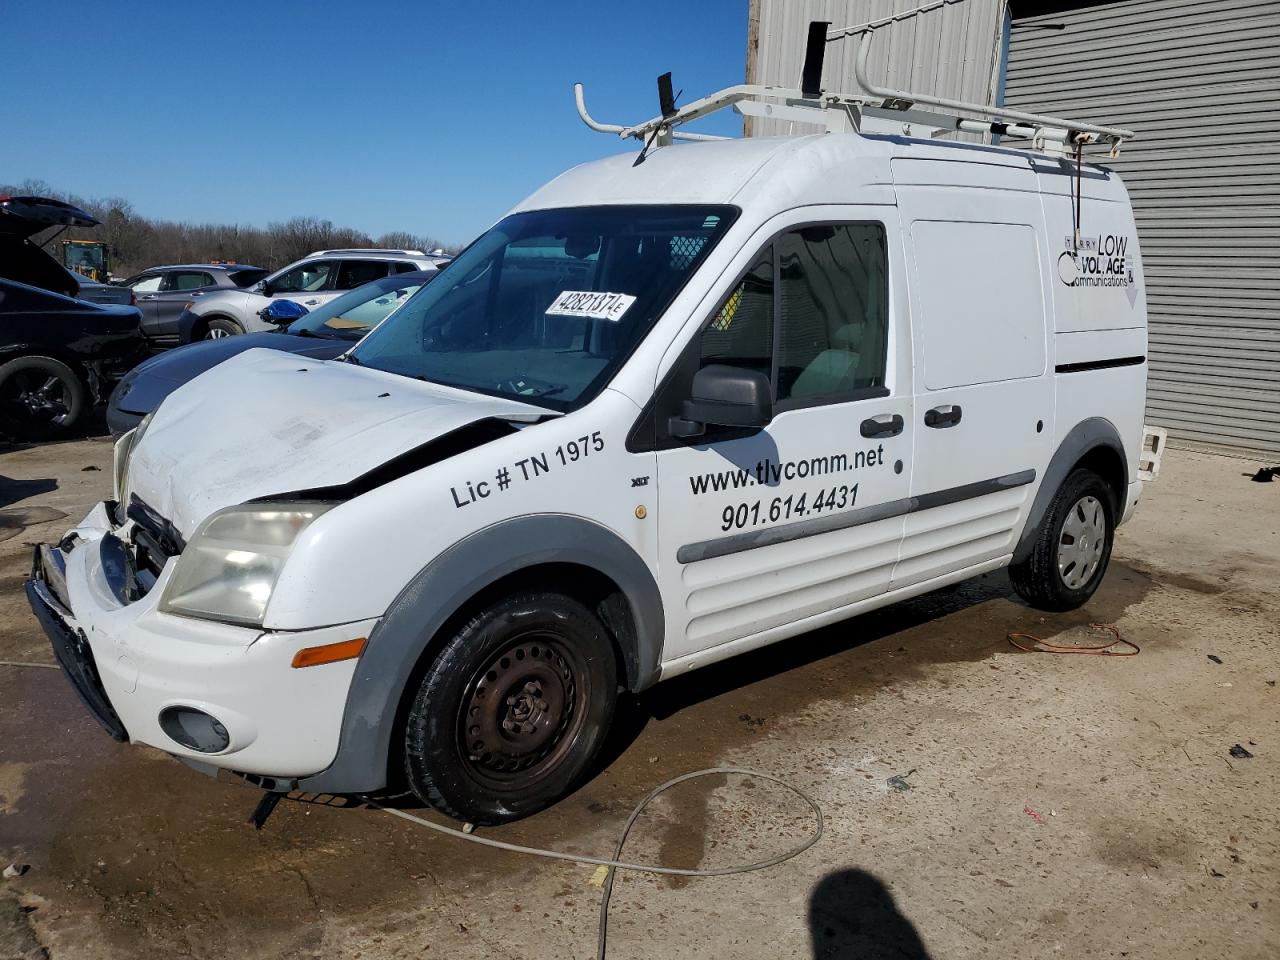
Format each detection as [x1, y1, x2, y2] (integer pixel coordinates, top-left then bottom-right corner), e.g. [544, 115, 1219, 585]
[178, 249, 448, 341]
[117, 263, 269, 346]
[0, 196, 146, 439]
[69, 271, 136, 307]
[108, 270, 435, 434]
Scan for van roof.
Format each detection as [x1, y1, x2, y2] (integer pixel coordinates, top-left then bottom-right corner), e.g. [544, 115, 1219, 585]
[514, 131, 1121, 215]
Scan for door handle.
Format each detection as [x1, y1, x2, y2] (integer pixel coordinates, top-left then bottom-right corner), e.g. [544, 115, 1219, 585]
[303, 299, 320, 306]
[924, 404, 962, 429]
[860, 413, 904, 438]
[139, 294, 157, 300]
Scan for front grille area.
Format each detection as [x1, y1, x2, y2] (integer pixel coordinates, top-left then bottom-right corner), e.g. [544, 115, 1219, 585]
[126, 496, 185, 584]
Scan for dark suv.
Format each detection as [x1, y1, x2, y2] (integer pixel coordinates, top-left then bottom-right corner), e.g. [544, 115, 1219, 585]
[120, 264, 268, 345]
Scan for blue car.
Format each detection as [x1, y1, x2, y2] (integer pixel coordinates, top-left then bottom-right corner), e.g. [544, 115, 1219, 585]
[106, 270, 435, 435]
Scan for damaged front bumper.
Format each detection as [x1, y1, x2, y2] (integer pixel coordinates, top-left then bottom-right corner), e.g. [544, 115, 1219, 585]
[25, 501, 378, 785]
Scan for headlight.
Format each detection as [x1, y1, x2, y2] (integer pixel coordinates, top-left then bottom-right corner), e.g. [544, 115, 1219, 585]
[113, 410, 155, 504]
[159, 503, 335, 627]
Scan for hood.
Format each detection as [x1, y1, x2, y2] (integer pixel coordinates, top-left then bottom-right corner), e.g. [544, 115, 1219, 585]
[114, 332, 347, 415]
[128, 348, 551, 536]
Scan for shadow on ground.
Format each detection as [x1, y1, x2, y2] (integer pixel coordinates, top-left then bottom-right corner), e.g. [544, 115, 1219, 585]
[809, 868, 932, 959]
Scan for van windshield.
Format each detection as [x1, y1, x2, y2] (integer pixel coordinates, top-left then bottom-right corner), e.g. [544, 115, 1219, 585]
[347, 205, 738, 411]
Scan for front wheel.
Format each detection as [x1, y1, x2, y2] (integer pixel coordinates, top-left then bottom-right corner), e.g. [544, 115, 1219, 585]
[203, 317, 243, 339]
[1010, 468, 1115, 611]
[0, 356, 87, 441]
[403, 591, 617, 824]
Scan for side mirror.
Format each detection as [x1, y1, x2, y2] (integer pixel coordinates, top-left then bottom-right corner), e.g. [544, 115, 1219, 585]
[251, 280, 268, 295]
[258, 299, 308, 325]
[671, 364, 773, 437]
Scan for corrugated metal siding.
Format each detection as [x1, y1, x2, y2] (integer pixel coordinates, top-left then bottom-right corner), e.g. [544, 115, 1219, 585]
[1004, 0, 1280, 455]
[748, 0, 1006, 139]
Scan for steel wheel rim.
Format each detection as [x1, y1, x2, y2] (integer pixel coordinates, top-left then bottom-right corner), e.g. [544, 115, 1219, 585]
[2, 370, 72, 426]
[1057, 494, 1106, 590]
[457, 634, 587, 791]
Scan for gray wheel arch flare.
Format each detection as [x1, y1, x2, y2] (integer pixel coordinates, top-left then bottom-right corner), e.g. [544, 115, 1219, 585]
[297, 514, 664, 795]
[1012, 417, 1129, 565]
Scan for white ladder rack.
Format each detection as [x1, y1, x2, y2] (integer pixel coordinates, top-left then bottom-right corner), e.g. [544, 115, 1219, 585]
[575, 15, 1134, 158]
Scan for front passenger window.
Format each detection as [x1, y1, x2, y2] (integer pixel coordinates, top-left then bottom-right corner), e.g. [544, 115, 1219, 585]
[776, 225, 887, 403]
[700, 252, 773, 379]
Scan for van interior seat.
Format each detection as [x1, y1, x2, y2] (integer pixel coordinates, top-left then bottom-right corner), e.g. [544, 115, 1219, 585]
[789, 322, 864, 399]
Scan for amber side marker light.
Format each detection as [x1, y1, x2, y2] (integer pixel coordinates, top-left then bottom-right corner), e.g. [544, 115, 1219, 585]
[291, 637, 367, 669]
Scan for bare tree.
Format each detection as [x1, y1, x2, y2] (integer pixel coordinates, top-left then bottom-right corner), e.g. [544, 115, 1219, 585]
[1, 182, 458, 277]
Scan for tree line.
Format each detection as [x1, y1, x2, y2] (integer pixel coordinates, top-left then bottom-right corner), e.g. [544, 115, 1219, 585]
[3, 178, 455, 278]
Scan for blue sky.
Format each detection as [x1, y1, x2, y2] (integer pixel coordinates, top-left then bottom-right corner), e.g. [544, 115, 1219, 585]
[0, 1, 748, 246]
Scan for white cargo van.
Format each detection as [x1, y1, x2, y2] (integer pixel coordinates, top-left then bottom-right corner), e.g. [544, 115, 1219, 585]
[26, 29, 1156, 824]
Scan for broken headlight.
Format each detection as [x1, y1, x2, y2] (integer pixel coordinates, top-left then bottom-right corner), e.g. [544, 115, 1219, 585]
[158, 503, 335, 627]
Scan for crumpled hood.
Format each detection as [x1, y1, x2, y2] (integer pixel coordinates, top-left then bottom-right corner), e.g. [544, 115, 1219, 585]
[114, 333, 345, 415]
[128, 348, 550, 536]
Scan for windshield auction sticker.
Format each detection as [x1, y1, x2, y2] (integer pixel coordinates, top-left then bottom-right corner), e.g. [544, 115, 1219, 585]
[546, 291, 636, 322]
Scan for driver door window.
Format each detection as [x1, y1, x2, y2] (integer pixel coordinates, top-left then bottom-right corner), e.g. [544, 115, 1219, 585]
[269, 260, 337, 294]
[130, 274, 163, 293]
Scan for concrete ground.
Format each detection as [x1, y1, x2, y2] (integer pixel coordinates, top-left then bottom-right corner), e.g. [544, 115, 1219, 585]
[0, 435, 1276, 960]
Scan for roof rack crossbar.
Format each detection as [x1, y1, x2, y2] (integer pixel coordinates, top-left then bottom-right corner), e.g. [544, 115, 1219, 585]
[852, 30, 1133, 146]
[573, 7, 1134, 157]
[574, 84, 729, 143]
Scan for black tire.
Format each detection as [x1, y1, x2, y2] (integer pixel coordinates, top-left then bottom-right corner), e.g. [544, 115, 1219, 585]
[0, 355, 87, 441]
[203, 316, 243, 339]
[403, 590, 618, 824]
[1010, 467, 1116, 612]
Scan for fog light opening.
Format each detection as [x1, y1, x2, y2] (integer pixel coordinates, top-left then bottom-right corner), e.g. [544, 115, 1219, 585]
[159, 706, 230, 754]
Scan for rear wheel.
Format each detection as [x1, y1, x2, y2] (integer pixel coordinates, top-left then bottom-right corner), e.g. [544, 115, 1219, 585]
[403, 591, 617, 824]
[0, 356, 87, 441]
[203, 317, 243, 339]
[1010, 468, 1115, 611]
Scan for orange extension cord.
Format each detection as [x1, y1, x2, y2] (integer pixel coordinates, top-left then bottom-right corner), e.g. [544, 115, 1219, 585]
[1007, 623, 1140, 657]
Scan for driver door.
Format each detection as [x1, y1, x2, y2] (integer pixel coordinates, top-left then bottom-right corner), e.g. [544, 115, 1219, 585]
[651, 210, 913, 665]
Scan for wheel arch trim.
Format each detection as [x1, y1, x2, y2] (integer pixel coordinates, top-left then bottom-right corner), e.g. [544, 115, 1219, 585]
[297, 514, 663, 794]
[1013, 417, 1128, 564]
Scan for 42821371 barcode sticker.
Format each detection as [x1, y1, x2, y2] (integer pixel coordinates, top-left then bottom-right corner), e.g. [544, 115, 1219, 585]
[545, 290, 637, 322]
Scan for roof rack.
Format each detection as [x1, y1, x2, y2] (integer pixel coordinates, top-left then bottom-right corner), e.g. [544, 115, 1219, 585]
[575, 12, 1134, 159]
[310, 248, 428, 257]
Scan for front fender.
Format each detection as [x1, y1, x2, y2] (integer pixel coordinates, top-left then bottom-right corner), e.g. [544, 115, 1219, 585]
[297, 513, 663, 794]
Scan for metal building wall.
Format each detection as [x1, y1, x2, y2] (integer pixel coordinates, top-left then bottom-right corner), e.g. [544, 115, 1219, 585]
[1003, 0, 1280, 456]
[746, 0, 1006, 138]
